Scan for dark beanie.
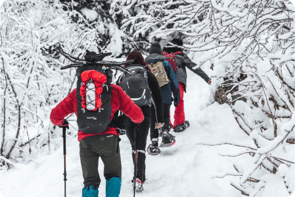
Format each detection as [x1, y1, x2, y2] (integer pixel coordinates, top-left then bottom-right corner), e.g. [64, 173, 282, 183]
[171, 38, 183, 46]
[149, 43, 162, 54]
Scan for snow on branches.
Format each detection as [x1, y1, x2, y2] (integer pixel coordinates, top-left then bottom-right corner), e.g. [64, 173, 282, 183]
[0, 0, 113, 169]
[112, 0, 295, 196]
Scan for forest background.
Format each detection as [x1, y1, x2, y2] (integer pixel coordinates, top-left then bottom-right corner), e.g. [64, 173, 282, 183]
[0, 0, 295, 197]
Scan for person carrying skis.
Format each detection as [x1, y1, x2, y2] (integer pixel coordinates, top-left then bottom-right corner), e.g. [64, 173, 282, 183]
[119, 50, 164, 192]
[50, 79, 144, 197]
[145, 42, 180, 152]
[163, 38, 211, 132]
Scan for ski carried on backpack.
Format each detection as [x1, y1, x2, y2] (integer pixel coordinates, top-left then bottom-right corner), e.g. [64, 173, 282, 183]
[55, 45, 133, 72]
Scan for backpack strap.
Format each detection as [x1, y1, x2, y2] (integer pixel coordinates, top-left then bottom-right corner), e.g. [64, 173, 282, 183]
[162, 51, 182, 56]
[174, 51, 183, 55]
[143, 69, 148, 80]
[162, 51, 168, 56]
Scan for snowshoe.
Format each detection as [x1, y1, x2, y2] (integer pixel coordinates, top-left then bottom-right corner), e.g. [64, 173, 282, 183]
[159, 123, 172, 137]
[174, 120, 190, 133]
[147, 141, 161, 155]
[132, 178, 144, 192]
[160, 131, 176, 147]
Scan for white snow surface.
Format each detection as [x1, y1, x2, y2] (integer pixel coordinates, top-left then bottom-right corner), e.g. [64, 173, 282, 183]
[0, 66, 295, 197]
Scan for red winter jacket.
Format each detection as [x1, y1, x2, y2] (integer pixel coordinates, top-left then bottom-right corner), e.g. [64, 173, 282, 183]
[50, 84, 144, 142]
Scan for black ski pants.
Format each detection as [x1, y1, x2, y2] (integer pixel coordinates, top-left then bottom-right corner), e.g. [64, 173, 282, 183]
[125, 106, 151, 182]
[150, 103, 171, 140]
[79, 134, 121, 188]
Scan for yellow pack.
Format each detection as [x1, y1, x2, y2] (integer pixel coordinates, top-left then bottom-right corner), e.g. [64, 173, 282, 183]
[147, 61, 170, 87]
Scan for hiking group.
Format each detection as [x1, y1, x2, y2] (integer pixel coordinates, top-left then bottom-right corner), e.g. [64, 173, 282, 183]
[50, 39, 211, 197]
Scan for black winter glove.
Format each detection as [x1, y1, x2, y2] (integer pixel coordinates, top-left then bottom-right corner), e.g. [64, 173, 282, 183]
[116, 128, 126, 135]
[174, 100, 179, 107]
[110, 111, 126, 135]
[59, 119, 69, 129]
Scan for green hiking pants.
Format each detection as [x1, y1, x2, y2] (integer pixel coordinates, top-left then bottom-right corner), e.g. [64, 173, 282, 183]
[79, 134, 121, 188]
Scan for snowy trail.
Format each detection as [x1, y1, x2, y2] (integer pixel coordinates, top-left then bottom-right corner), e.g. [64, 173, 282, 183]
[1, 69, 254, 197]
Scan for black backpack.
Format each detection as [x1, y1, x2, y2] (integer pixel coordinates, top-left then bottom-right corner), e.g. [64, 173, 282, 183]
[119, 65, 152, 107]
[76, 65, 113, 134]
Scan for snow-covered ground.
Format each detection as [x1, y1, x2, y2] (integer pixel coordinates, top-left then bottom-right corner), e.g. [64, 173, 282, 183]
[0, 68, 294, 197]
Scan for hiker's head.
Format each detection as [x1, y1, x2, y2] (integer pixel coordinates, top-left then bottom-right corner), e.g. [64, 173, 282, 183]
[171, 38, 183, 46]
[163, 38, 183, 53]
[125, 50, 146, 66]
[149, 43, 162, 55]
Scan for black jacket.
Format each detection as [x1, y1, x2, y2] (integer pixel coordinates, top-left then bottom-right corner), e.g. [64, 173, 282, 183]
[163, 47, 210, 91]
[146, 70, 164, 123]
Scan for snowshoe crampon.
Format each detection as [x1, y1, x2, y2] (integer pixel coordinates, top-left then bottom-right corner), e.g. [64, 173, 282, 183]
[133, 178, 144, 192]
[147, 143, 161, 155]
[160, 131, 176, 147]
[174, 120, 190, 133]
[160, 139, 176, 147]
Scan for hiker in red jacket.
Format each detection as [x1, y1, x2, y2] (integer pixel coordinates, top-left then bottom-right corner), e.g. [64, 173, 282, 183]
[163, 38, 211, 132]
[50, 81, 144, 197]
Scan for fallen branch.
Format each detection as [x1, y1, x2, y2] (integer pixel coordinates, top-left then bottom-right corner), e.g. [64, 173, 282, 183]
[219, 152, 255, 157]
[196, 142, 257, 150]
[19, 133, 41, 147]
[231, 182, 249, 196]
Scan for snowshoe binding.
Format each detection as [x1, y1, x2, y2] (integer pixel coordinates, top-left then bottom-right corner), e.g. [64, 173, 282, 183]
[147, 140, 161, 155]
[133, 178, 144, 192]
[174, 120, 190, 133]
[160, 131, 176, 147]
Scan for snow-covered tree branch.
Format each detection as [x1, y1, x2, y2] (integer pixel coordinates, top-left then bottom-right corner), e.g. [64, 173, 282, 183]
[0, 0, 126, 169]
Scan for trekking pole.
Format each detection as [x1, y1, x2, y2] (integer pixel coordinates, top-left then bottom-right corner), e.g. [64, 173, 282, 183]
[151, 98, 163, 133]
[62, 127, 67, 197]
[133, 124, 139, 197]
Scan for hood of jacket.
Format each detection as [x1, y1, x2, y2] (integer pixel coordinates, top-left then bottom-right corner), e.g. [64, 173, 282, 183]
[145, 53, 166, 62]
[125, 63, 151, 72]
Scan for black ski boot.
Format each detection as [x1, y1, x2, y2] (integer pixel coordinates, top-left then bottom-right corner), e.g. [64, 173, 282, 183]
[174, 120, 190, 133]
[160, 131, 176, 147]
[147, 139, 161, 155]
